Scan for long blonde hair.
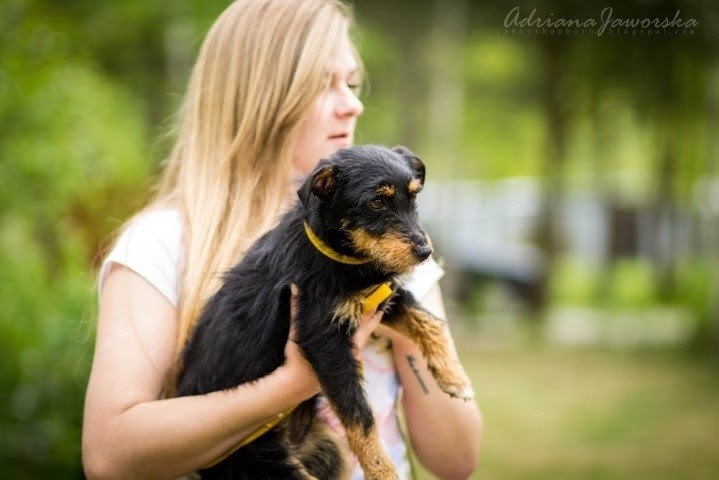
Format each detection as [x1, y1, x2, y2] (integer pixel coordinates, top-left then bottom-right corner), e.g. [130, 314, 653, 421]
[143, 0, 359, 393]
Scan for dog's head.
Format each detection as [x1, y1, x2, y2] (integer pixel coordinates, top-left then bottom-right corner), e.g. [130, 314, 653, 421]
[298, 145, 432, 275]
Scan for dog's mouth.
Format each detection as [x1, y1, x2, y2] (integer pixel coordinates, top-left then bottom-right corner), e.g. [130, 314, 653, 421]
[347, 228, 429, 274]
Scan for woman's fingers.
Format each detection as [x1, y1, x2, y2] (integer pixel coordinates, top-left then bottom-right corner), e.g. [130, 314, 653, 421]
[352, 309, 383, 356]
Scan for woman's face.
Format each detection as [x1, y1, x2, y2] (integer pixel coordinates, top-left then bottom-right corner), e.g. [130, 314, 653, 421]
[292, 35, 364, 175]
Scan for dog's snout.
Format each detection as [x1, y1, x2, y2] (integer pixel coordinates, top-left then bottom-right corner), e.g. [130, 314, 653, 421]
[409, 232, 426, 245]
[410, 233, 432, 261]
[413, 244, 433, 261]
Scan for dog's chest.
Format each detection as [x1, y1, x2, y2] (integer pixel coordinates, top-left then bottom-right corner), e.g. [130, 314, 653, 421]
[330, 282, 393, 327]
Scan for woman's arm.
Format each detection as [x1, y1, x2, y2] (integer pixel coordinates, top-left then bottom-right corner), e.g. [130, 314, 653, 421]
[389, 284, 483, 480]
[82, 265, 322, 480]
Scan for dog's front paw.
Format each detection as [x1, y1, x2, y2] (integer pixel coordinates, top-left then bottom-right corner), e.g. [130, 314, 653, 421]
[429, 362, 474, 401]
[346, 422, 399, 480]
[439, 379, 475, 401]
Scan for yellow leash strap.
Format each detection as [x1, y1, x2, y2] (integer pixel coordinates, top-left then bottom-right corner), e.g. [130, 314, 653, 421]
[205, 405, 297, 468]
[303, 222, 370, 265]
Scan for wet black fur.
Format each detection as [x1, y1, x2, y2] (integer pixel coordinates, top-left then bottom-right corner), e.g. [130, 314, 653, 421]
[176, 145, 435, 479]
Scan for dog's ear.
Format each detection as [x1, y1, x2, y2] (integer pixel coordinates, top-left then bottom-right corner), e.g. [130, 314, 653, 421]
[297, 161, 336, 208]
[392, 145, 426, 186]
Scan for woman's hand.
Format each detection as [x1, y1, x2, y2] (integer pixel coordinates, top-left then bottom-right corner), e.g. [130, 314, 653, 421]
[351, 309, 384, 357]
[285, 285, 384, 398]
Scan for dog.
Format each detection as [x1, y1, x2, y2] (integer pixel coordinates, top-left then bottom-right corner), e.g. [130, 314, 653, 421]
[175, 145, 474, 480]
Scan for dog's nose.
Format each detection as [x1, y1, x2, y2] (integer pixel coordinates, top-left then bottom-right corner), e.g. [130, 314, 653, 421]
[413, 244, 433, 261]
[410, 232, 432, 261]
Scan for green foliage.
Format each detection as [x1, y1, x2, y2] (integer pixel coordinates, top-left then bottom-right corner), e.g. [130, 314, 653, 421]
[0, 215, 95, 479]
[673, 258, 714, 339]
[605, 259, 657, 309]
[0, 10, 152, 476]
[550, 257, 663, 310]
[461, 34, 545, 179]
[1, 63, 151, 215]
[549, 255, 602, 305]
[354, 27, 405, 145]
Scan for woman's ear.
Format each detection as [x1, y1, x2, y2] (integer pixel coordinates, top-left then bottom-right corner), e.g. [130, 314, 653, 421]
[297, 160, 335, 208]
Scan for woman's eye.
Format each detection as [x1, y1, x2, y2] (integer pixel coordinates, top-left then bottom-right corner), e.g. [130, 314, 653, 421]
[369, 198, 385, 210]
[347, 82, 361, 94]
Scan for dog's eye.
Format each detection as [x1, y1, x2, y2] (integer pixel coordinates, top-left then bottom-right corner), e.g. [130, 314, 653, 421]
[369, 198, 385, 210]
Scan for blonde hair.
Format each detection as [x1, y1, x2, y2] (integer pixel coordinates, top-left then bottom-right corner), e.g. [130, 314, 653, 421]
[140, 0, 359, 394]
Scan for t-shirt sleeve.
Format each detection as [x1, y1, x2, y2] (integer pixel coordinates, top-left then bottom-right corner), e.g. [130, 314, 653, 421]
[402, 257, 444, 301]
[98, 210, 183, 308]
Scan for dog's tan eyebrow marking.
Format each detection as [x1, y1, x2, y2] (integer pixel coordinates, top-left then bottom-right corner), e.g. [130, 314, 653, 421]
[408, 178, 422, 194]
[377, 184, 395, 197]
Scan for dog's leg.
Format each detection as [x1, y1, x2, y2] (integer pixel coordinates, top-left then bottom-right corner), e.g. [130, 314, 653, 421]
[295, 318, 398, 480]
[287, 457, 321, 480]
[292, 418, 352, 480]
[286, 399, 351, 480]
[382, 288, 474, 400]
[200, 431, 312, 480]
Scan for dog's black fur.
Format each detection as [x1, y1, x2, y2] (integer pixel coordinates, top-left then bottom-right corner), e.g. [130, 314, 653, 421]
[175, 145, 473, 480]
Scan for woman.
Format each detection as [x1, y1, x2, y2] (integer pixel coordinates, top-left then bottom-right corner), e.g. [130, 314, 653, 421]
[82, 0, 482, 479]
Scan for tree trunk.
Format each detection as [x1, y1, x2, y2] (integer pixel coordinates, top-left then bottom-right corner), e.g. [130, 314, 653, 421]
[536, 37, 568, 264]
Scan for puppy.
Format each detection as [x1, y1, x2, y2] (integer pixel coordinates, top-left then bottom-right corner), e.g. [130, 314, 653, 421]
[176, 145, 473, 480]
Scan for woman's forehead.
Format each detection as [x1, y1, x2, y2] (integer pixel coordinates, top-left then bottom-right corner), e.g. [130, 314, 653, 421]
[328, 36, 359, 75]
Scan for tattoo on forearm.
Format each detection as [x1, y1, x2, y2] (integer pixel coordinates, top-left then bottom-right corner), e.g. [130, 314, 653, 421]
[405, 355, 429, 394]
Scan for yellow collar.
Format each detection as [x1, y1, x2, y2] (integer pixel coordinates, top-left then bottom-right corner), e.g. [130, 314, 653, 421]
[303, 222, 369, 265]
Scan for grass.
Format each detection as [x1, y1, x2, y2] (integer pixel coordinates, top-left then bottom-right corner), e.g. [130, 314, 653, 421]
[411, 344, 719, 480]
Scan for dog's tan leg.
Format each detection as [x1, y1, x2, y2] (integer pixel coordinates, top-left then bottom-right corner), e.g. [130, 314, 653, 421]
[387, 306, 474, 400]
[344, 424, 398, 480]
[296, 314, 398, 480]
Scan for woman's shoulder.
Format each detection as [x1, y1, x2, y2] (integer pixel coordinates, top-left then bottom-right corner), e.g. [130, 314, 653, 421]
[99, 207, 184, 307]
[111, 207, 184, 257]
[129, 207, 183, 231]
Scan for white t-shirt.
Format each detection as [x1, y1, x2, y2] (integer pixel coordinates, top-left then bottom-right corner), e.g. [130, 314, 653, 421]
[100, 208, 444, 479]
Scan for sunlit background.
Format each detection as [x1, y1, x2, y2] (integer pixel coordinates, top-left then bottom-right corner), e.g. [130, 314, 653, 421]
[1, 0, 718, 478]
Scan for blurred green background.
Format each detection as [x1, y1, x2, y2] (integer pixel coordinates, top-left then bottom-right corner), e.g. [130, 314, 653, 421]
[1, 0, 718, 478]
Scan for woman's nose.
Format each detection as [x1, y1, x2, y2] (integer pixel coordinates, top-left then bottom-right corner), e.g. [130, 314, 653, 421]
[337, 87, 364, 118]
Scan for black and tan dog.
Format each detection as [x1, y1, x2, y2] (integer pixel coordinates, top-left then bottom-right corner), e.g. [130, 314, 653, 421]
[176, 145, 474, 480]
